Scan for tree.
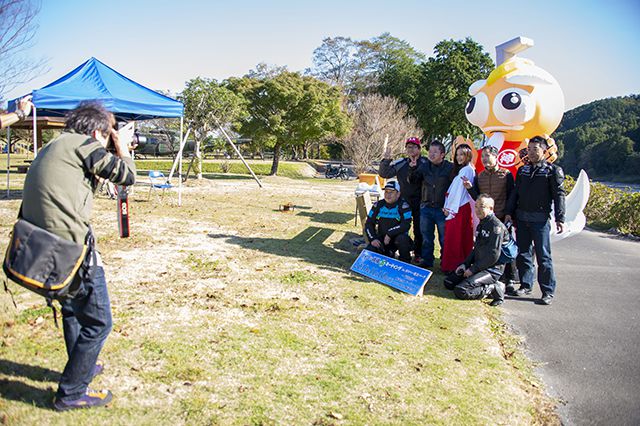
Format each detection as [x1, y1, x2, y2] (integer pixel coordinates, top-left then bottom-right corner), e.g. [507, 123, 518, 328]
[414, 38, 494, 142]
[341, 94, 422, 174]
[231, 72, 351, 175]
[179, 77, 247, 178]
[309, 36, 357, 88]
[309, 33, 424, 99]
[245, 62, 288, 80]
[0, 0, 47, 102]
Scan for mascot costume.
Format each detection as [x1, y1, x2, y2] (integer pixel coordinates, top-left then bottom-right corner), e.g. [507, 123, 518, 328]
[464, 36, 590, 242]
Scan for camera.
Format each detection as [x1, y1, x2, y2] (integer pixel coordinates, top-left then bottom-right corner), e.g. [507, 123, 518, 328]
[106, 133, 117, 153]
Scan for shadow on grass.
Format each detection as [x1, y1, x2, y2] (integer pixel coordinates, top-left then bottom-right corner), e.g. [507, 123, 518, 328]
[208, 227, 360, 273]
[0, 359, 60, 382]
[0, 189, 23, 200]
[0, 378, 54, 409]
[0, 359, 59, 409]
[295, 211, 353, 224]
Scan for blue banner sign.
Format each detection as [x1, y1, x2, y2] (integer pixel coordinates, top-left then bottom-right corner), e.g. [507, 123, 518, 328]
[350, 250, 432, 296]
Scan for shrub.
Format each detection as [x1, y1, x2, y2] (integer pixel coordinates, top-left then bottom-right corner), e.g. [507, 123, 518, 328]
[608, 192, 640, 235]
[565, 174, 640, 236]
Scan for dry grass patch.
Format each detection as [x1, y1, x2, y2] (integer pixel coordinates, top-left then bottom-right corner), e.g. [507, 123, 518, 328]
[0, 175, 558, 425]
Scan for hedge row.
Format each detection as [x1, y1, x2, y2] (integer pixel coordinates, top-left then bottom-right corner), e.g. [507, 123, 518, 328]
[134, 159, 313, 179]
[565, 176, 640, 236]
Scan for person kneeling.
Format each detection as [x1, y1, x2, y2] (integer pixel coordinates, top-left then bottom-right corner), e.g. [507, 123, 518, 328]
[444, 194, 510, 306]
[365, 181, 413, 263]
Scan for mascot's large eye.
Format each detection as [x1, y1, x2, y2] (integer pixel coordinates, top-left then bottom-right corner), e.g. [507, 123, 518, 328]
[465, 92, 489, 127]
[492, 88, 535, 125]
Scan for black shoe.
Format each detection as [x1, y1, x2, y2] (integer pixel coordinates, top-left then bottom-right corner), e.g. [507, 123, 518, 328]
[514, 287, 532, 297]
[504, 280, 518, 294]
[489, 299, 504, 307]
[539, 294, 553, 305]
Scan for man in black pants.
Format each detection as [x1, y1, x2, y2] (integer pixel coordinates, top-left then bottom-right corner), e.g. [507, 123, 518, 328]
[365, 181, 413, 262]
[463, 145, 518, 292]
[444, 194, 509, 306]
[379, 137, 427, 263]
[505, 136, 566, 305]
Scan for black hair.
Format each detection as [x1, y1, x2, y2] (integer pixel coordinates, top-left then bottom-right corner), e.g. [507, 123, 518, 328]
[65, 101, 113, 136]
[528, 135, 549, 150]
[428, 139, 445, 154]
[482, 145, 499, 156]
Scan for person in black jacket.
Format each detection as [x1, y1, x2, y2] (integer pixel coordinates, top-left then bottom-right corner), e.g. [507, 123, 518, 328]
[378, 137, 428, 263]
[365, 180, 413, 262]
[505, 136, 566, 305]
[463, 145, 518, 292]
[408, 140, 453, 269]
[444, 194, 509, 306]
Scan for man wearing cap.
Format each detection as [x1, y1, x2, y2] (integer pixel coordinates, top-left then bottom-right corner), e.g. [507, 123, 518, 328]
[364, 181, 413, 263]
[379, 137, 427, 263]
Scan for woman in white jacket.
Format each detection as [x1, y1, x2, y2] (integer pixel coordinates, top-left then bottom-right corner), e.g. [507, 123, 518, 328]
[441, 144, 475, 273]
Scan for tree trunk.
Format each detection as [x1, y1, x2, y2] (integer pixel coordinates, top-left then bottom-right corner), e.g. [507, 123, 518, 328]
[194, 139, 203, 179]
[270, 142, 281, 175]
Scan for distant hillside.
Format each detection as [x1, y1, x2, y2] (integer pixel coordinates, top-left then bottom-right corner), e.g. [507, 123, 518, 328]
[555, 95, 640, 181]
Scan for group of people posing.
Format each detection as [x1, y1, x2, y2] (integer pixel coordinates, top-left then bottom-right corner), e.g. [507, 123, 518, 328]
[365, 136, 566, 306]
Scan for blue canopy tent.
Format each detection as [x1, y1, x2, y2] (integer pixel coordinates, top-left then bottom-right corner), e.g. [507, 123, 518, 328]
[6, 57, 190, 199]
[12, 57, 183, 120]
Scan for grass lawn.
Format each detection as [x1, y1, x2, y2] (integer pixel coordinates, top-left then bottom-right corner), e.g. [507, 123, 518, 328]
[0, 173, 558, 425]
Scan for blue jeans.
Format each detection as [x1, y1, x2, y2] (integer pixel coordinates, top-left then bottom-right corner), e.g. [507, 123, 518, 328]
[515, 220, 556, 296]
[420, 205, 446, 266]
[57, 266, 112, 400]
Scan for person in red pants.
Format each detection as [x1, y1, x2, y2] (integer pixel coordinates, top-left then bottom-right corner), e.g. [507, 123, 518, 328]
[440, 144, 475, 273]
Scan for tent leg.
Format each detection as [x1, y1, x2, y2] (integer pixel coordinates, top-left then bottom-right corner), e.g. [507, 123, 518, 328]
[179, 116, 183, 206]
[6, 127, 10, 198]
[32, 107, 38, 158]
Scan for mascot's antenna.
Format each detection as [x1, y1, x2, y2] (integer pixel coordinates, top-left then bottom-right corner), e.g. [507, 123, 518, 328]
[495, 36, 534, 66]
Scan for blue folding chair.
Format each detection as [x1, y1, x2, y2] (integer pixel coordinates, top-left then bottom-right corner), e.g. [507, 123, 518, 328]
[148, 170, 173, 200]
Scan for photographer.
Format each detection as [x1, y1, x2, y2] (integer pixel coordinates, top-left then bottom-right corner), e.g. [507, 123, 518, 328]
[21, 101, 136, 411]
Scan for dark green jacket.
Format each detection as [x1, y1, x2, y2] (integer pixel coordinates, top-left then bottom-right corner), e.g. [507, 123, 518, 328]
[22, 132, 136, 244]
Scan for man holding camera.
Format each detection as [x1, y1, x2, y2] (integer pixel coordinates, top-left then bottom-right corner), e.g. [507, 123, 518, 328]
[22, 101, 136, 410]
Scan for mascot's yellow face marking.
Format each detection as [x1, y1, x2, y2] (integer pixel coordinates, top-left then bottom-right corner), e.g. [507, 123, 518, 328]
[465, 57, 564, 142]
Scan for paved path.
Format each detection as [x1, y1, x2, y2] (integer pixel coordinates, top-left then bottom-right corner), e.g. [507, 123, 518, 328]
[502, 229, 640, 425]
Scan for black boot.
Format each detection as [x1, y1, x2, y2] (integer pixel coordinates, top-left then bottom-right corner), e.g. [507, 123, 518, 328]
[489, 281, 505, 306]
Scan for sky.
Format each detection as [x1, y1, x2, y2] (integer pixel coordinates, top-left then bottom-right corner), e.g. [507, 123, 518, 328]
[4, 0, 640, 111]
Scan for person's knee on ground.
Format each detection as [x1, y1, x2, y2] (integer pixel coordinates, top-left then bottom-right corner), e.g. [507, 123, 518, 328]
[393, 233, 413, 262]
[444, 271, 464, 290]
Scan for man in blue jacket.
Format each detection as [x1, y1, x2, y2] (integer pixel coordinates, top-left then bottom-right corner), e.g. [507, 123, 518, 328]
[365, 181, 413, 262]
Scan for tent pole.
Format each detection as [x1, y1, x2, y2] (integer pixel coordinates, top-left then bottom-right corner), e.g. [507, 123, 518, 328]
[168, 127, 191, 181]
[6, 127, 10, 198]
[179, 116, 183, 206]
[32, 107, 38, 158]
[215, 120, 263, 188]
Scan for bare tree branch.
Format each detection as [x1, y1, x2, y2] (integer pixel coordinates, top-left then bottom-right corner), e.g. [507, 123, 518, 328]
[341, 94, 422, 174]
[0, 0, 47, 103]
